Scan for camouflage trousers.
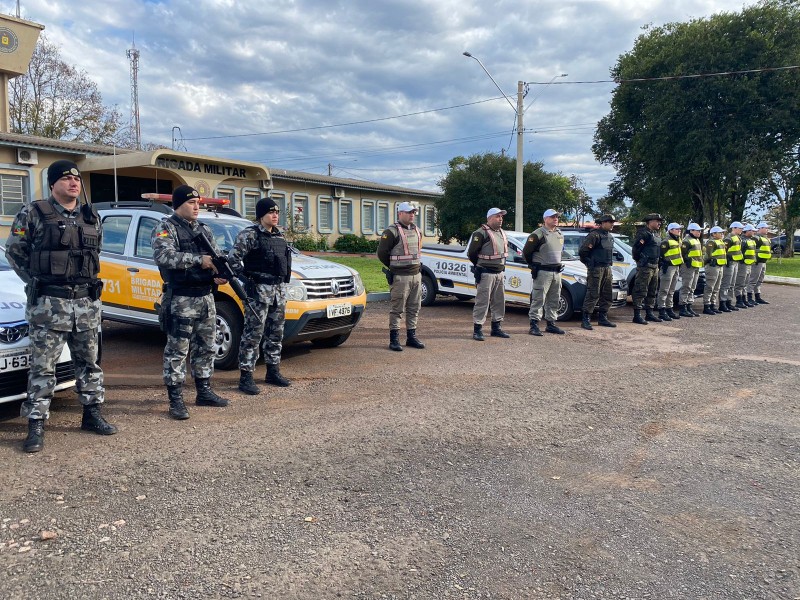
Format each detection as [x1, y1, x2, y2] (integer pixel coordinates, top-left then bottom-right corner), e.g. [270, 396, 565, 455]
[582, 266, 612, 314]
[163, 293, 216, 386]
[239, 284, 286, 371]
[22, 324, 103, 420]
[632, 265, 659, 309]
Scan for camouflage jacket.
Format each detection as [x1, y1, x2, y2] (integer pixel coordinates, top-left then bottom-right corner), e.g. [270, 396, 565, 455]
[227, 224, 287, 304]
[151, 215, 221, 270]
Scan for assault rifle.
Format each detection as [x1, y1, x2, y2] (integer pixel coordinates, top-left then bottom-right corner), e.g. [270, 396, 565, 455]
[193, 229, 257, 315]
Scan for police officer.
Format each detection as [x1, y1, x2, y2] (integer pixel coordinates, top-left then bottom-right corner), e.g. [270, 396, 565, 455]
[578, 214, 617, 330]
[748, 222, 772, 305]
[5, 160, 116, 453]
[656, 222, 684, 321]
[377, 201, 425, 351]
[631, 213, 663, 324]
[152, 185, 229, 419]
[678, 223, 703, 317]
[736, 224, 758, 308]
[719, 221, 744, 312]
[523, 209, 565, 336]
[228, 197, 293, 395]
[703, 226, 727, 314]
[467, 207, 509, 341]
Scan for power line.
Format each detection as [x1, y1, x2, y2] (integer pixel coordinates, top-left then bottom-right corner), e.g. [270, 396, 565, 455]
[527, 65, 800, 85]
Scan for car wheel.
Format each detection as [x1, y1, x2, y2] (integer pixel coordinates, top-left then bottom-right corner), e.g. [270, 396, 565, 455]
[421, 275, 437, 307]
[556, 288, 574, 321]
[311, 331, 352, 348]
[213, 301, 243, 371]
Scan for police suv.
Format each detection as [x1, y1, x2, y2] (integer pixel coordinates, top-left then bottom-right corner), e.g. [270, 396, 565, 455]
[95, 198, 367, 370]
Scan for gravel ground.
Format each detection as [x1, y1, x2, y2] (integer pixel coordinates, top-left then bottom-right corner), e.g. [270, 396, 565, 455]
[0, 284, 798, 600]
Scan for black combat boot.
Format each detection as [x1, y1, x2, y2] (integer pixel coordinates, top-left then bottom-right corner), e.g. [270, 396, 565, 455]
[666, 307, 680, 320]
[266, 364, 291, 387]
[167, 385, 189, 420]
[646, 308, 662, 322]
[597, 312, 616, 327]
[703, 304, 717, 315]
[195, 378, 230, 406]
[80, 404, 118, 435]
[389, 329, 402, 352]
[657, 308, 672, 322]
[735, 295, 747, 309]
[745, 293, 756, 307]
[755, 293, 769, 305]
[529, 319, 544, 336]
[473, 323, 485, 341]
[679, 304, 693, 317]
[238, 370, 260, 395]
[727, 299, 739, 311]
[23, 419, 44, 453]
[406, 329, 425, 349]
[632, 309, 648, 325]
[490, 321, 510, 338]
[545, 321, 565, 334]
[580, 312, 593, 331]
[688, 303, 700, 317]
[712, 303, 723, 314]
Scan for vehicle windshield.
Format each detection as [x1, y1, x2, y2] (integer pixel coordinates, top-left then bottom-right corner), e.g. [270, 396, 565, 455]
[198, 215, 252, 252]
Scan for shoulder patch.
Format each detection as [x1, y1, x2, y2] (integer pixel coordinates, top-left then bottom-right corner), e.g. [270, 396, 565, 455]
[473, 235, 481, 242]
[156, 230, 170, 238]
[382, 234, 388, 239]
[528, 235, 535, 242]
[11, 226, 25, 236]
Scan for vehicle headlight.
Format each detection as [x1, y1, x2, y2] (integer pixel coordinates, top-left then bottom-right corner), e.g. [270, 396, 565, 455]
[352, 271, 365, 296]
[573, 274, 587, 285]
[284, 281, 307, 301]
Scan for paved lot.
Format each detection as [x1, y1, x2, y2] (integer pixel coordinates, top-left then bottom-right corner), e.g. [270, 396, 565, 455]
[0, 285, 798, 599]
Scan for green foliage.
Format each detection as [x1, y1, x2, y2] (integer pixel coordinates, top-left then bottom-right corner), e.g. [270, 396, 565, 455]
[322, 256, 388, 292]
[333, 234, 379, 253]
[593, 1, 800, 225]
[435, 153, 591, 243]
[291, 233, 329, 252]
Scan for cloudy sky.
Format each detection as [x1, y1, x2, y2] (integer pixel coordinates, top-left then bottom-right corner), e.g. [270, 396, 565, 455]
[5, 0, 753, 202]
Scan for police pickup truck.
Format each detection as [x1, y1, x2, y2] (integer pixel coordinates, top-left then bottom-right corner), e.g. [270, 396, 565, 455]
[419, 233, 627, 320]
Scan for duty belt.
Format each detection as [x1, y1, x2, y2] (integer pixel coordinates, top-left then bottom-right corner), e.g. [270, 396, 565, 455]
[170, 285, 212, 297]
[248, 273, 283, 285]
[536, 264, 562, 272]
[40, 284, 91, 299]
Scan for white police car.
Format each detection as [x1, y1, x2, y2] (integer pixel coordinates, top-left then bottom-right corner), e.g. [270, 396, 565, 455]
[0, 248, 76, 405]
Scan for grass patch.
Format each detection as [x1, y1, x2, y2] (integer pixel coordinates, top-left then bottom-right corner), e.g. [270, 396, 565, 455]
[766, 256, 800, 278]
[323, 255, 389, 292]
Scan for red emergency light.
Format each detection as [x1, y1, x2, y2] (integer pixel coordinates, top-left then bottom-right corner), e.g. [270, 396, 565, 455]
[141, 193, 230, 207]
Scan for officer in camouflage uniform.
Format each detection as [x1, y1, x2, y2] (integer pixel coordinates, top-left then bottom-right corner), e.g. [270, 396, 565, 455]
[5, 160, 116, 453]
[228, 197, 292, 395]
[630, 213, 663, 325]
[578, 214, 617, 330]
[467, 207, 510, 341]
[152, 185, 230, 419]
[523, 208, 565, 336]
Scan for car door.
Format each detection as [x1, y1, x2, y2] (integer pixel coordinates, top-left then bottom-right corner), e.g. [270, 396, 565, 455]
[124, 214, 164, 317]
[99, 213, 135, 313]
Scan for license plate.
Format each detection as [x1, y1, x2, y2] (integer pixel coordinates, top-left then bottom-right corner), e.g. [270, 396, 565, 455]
[326, 303, 352, 318]
[0, 349, 31, 373]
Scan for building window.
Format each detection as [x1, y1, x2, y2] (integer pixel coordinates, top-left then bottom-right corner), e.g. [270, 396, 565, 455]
[271, 192, 287, 227]
[242, 189, 261, 220]
[317, 196, 334, 234]
[424, 205, 437, 236]
[0, 173, 29, 217]
[377, 202, 390, 232]
[215, 186, 235, 212]
[361, 200, 376, 234]
[338, 200, 353, 233]
[291, 194, 309, 231]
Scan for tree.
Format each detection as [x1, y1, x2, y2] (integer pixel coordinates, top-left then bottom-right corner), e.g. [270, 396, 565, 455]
[9, 35, 123, 145]
[435, 153, 584, 243]
[593, 0, 800, 226]
[754, 145, 800, 256]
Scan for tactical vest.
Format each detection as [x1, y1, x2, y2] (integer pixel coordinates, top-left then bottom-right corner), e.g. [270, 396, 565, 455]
[388, 222, 421, 268]
[683, 235, 703, 268]
[742, 237, 757, 265]
[29, 199, 100, 285]
[726, 234, 743, 261]
[530, 226, 563, 266]
[588, 231, 614, 267]
[476, 225, 508, 269]
[161, 216, 215, 289]
[663, 237, 684, 266]
[707, 239, 727, 266]
[242, 225, 290, 282]
[637, 230, 661, 265]
[756, 235, 772, 262]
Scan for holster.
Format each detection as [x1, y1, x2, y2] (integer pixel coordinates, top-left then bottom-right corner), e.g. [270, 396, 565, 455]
[25, 278, 40, 304]
[89, 279, 103, 301]
[157, 286, 173, 334]
[529, 263, 540, 280]
[382, 267, 394, 285]
[470, 265, 483, 285]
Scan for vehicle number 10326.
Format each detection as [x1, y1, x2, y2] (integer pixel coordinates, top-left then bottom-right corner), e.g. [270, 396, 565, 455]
[434, 261, 467, 273]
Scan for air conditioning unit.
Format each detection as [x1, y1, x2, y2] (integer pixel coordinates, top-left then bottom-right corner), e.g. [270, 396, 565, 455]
[17, 149, 38, 165]
[260, 179, 273, 190]
[333, 187, 345, 198]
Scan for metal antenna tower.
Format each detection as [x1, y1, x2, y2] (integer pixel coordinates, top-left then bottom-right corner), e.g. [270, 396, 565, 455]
[126, 34, 141, 150]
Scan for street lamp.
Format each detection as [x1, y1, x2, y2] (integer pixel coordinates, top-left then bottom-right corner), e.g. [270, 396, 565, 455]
[463, 52, 566, 232]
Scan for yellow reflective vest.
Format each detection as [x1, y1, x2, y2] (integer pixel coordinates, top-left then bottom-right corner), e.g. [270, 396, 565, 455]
[682, 236, 703, 268]
[756, 235, 772, 262]
[742, 237, 757, 265]
[725, 234, 743, 261]
[662, 238, 684, 266]
[706, 239, 728, 266]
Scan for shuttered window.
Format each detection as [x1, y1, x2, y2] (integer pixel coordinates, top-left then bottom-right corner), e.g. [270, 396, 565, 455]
[0, 173, 28, 216]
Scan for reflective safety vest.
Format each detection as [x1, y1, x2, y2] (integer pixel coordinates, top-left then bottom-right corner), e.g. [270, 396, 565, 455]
[683, 236, 703, 268]
[388, 222, 421, 267]
[726, 234, 743, 261]
[663, 238, 684, 266]
[742, 237, 757, 265]
[707, 239, 728, 266]
[476, 225, 508, 268]
[756, 235, 772, 262]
